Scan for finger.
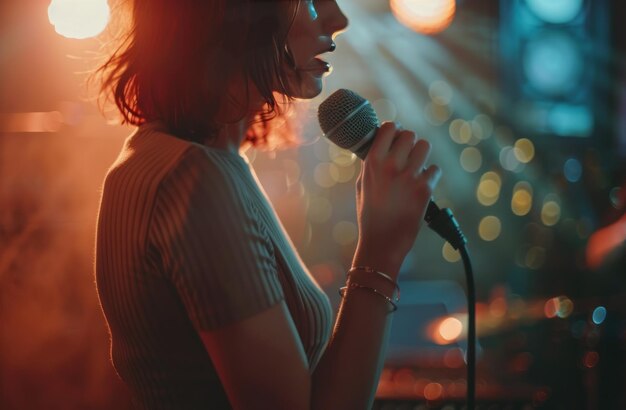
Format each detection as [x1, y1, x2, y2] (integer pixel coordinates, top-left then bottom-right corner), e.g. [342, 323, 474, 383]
[406, 139, 432, 178]
[388, 130, 416, 170]
[368, 122, 399, 161]
[421, 164, 442, 190]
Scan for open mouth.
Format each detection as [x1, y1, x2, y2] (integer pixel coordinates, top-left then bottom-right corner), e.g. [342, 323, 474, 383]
[300, 57, 331, 73]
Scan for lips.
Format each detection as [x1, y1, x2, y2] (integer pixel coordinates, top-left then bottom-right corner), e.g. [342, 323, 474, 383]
[300, 57, 331, 73]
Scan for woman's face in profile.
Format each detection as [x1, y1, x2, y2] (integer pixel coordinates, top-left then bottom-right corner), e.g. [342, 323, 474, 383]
[283, 0, 349, 98]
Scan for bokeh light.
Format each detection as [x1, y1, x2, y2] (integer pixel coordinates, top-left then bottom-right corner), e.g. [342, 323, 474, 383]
[563, 157, 582, 183]
[332, 221, 358, 246]
[592, 306, 607, 325]
[513, 138, 535, 163]
[476, 171, 502, 206]
[282, 159, 301, 186]
[307, 197, 333, 223]
[541, 195, 562, 226]
[525, 246, 546, 269]
[423, 382, 444, 400]
[511, 181, 533, 216]
[472, 114, 494, 140]
[390, 0, 456, 35]
[478, 215, 502, 241]
[371, 99, 398, 122]
[439, 317, 463, 341]
[48, 0, 111, 40]
[609, 186, 623, 209]
[583, 351, 599, 368]
[523, 30, 584, 97]
[500, 146, 524, 172]
[314, 163, 339, 188]
[525, 0, 585, 24]
[544, 296, 574, 318]
[429, 80, 453, 105]
[424, 101, 452, 126]
[328, 144, 357, 167]
[459, 147, 482, 173]
[449, 119, 472, 144]
[442, 242, 461, 263]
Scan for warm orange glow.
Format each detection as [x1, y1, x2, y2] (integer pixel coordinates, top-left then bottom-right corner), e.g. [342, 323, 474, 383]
[0, 112, 64, 133]
[544, 297, 559, 318]
[423, 382, 444, 400]
[390, 0, 456, 35]
[48, 0, 110, 39]
[438, 317, 463, 341]
[583, 351, 599, 368]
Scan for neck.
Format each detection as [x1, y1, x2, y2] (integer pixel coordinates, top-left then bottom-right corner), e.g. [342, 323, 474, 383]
[204, 117, 250, 155]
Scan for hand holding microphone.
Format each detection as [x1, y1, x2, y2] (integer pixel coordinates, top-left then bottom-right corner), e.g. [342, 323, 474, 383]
[317, 89, 466, 267]
[352, 121, 442, 276]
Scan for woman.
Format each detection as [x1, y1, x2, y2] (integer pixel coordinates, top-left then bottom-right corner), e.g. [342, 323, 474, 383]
[94, 0, 441, 409]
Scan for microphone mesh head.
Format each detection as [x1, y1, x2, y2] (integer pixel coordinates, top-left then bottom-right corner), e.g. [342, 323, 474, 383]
[317, 89, 379, 150]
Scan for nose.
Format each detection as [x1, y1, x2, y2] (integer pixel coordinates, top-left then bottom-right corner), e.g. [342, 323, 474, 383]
[324, 1, 349, 37]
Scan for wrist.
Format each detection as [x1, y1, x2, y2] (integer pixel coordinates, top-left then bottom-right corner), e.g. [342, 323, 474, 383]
[352, 242, 403, 280]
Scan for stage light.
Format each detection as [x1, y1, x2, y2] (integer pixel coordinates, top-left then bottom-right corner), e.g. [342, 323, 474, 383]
[48, 0, 110, 40]
[525, 0, 585, 24]
[523, 30, 584, 98]
[390, 0, 456, 35]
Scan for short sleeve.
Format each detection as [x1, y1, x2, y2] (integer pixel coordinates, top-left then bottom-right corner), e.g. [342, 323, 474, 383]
[149, 146, 285, 331]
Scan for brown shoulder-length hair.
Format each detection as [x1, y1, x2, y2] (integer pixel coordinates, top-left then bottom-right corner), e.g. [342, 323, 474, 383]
[95, 0, 303, 149]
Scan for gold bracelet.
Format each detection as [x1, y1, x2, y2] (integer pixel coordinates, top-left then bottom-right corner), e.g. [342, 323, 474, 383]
[348, 266, 400, 302]
[338, 282, 398, 312]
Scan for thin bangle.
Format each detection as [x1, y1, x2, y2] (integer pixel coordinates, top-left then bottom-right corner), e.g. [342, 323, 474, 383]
[348, 266, 400, 302]
[339, 282, 398, 312]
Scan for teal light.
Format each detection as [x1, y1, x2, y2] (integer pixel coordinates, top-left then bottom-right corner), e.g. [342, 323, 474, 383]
[525, 0, 584, 24]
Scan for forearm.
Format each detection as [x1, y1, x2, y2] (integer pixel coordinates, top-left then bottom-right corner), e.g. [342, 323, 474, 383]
[310, 249, 402, 410]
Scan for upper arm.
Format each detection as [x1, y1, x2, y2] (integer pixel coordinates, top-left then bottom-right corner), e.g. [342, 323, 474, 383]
[200, 300, 312, 410]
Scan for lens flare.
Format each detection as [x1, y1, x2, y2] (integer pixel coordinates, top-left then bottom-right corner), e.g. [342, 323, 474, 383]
[48, 0, 110, 39]
[390, 0, 456, 35]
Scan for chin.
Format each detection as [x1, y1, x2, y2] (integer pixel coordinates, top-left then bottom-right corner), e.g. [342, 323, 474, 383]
[288, 76, 324, 100]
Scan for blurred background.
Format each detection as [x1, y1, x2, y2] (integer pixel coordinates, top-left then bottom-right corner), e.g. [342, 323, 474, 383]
[1, 0, 625, 409]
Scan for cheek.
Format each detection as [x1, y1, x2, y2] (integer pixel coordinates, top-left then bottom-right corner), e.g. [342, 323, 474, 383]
[287, 4, 318, 66]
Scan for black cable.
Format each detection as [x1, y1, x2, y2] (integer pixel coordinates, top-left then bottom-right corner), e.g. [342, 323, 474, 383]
[459, 244, 475, 410]
[426, 205, 475, 409]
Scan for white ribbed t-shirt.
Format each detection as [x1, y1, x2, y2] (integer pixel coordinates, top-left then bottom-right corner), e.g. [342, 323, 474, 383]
[95, 122, 332, 409]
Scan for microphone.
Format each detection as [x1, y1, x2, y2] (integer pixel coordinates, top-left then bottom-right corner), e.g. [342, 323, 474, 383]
[317, 89, 466, 248]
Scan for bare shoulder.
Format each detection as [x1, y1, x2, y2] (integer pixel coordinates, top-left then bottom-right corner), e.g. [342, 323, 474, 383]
[199, 301, 312, 410]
